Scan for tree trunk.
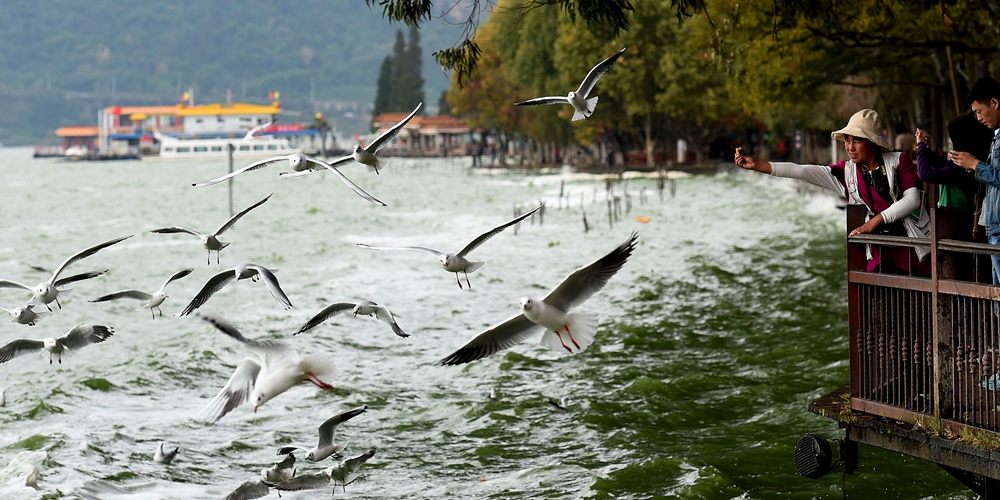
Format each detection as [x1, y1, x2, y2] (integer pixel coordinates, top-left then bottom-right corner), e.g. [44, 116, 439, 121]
[645, 113, 655, 169]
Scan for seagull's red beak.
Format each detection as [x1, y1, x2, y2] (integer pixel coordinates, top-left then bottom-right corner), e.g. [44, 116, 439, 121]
[254, 406, 258, 413]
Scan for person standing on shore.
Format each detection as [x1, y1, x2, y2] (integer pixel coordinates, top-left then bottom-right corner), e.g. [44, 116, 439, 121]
[734, 109, 930, 275]
[948, 76, 1000, 283]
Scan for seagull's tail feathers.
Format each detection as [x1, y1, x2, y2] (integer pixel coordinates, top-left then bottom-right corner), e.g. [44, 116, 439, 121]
[368, 157, 385, 173]
[572, 96, 598, 121]
[539, 313, 599, 354]
[300, 352, 336, 380]
[33, 310, 51, 322]
[465, 261, 485, 274]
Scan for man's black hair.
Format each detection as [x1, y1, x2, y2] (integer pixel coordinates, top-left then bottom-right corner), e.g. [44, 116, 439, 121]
[966, 76, 1000, 106]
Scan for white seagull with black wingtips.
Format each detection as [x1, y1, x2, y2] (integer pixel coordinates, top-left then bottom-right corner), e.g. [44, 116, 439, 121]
[90, 268, 194, 319]
[300, 102, 422, 176]
[513, 47, 627, 121]
[439, 232, 638, 365]
[175, 264, 291, 317]
[192, 154, 385, 206]
[0, 325, 115, 365]
[0, 236, 131, 311]
[150, 194, 271, 265]
[357, 203, 544, 289]
[295, 301, 407, 338]
[277, 405, 368, 462]
[274, 447, 377, 496]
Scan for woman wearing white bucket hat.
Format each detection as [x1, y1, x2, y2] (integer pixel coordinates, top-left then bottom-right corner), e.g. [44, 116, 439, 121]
[734, 109, 930, 275]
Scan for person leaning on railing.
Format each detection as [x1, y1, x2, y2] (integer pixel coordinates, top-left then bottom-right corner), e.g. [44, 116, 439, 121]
[734, 109, 931, 275]
[915, 112, 992, 236]
[949, 76, 1000, 284]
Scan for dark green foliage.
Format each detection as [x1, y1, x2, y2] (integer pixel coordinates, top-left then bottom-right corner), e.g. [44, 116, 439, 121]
[373, 56, 394, 116]
[372, 27, 425, 116]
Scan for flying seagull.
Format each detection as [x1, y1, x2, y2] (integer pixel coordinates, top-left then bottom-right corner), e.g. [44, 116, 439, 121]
[0, 304, 49, 326]
[154, 442, 180, 464]
[90, 268, 194, 319]
[194, 312, 335, 422]
[274, 447, 377, 496]
[439, 231, 637, 365]
[513, 47, 627, 121]
[222, 453, 297, 500]
[297, 102, 422, 176]
[192, 154, 385, 206]
[175, 264, 291, 317]
[277, 405, 368, 462]
[295, 301, 408, 338]
[150, 194, 271, 265]
[0, 325, 115, 365]
[0, 235, 132, 311]
[357, 203, 544, 289]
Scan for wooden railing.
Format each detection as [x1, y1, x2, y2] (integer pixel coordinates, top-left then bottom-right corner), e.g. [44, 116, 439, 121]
[847, 198, 1000, 433]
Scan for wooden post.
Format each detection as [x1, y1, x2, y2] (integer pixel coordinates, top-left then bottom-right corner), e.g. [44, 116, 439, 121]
[847, 205, 866, 402]
[227, 143, 235, 217]
[932, 201, 955, 422]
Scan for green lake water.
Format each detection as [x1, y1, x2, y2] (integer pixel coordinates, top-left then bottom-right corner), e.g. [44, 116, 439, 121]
[0, 148, 977, 498]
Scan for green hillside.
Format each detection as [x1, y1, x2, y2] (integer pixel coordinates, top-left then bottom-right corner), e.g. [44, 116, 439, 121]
[0, 0, 461, 144]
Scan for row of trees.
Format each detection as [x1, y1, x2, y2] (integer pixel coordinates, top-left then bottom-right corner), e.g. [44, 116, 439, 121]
[435, 0, 1000, 167]
[373, 27, 425, 117]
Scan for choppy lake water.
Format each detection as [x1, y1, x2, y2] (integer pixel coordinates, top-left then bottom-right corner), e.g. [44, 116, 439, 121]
[0, 147, 977, 499]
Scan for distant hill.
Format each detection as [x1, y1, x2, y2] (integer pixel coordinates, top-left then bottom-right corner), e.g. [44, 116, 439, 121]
[0, 0, 465, 144]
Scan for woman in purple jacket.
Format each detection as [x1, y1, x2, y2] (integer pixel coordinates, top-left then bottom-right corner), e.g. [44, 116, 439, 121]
[735, 109, 929, 275]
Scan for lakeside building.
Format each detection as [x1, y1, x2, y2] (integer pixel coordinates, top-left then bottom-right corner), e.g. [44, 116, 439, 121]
[369, 112, 471, 156]
[45, 102, 317, 160]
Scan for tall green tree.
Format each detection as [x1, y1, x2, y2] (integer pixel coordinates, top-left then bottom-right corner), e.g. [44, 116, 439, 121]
[388, 30, 408, 111]
[373, 55, 394, 117]
[404, 26, 426, 113]
[373, 27, 426, 116]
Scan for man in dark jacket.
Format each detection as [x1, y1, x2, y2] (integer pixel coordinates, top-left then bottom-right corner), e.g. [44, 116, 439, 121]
[952, 76, 1000, 283]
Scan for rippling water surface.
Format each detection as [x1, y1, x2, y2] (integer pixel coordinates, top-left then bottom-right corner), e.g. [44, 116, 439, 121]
[0, 148, 977, 499]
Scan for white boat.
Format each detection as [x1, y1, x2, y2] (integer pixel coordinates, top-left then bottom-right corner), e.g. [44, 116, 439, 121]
[146, 121, 300, 161]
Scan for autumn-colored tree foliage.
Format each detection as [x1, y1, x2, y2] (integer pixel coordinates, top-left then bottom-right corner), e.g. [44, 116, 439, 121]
[439, 0, 1000, 164]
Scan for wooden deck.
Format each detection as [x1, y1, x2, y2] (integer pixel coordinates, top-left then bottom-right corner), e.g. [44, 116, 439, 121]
[812, 383, 1000, 486]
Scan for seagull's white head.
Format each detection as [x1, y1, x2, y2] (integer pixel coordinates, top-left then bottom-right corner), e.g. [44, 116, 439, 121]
[252, 390, 270, 412]
[34, 283, 53, 299]
[42, 338, 58, 350]
[306, 451, 317, 461]
[352, 304, 362, 317]
[568, 91, 577, 100]
[288, 154, 302, 169]
[440, 255, 451, 267]
[353, 144, 361, 154]
[520, 297, 535, 311]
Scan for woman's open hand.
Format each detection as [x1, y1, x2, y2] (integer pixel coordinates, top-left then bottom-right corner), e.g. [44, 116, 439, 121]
[849, 214, 885, 237]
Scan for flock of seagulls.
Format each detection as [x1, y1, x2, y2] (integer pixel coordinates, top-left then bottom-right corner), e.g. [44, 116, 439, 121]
[0, 47, 635, 498]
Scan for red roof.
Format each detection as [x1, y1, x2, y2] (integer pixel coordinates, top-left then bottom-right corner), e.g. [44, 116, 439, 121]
[371, 113, 468, 134]
[55, 126, 99, 138]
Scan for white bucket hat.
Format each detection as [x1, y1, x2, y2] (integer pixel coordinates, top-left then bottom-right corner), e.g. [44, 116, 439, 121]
[831, 109, 891, 150]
